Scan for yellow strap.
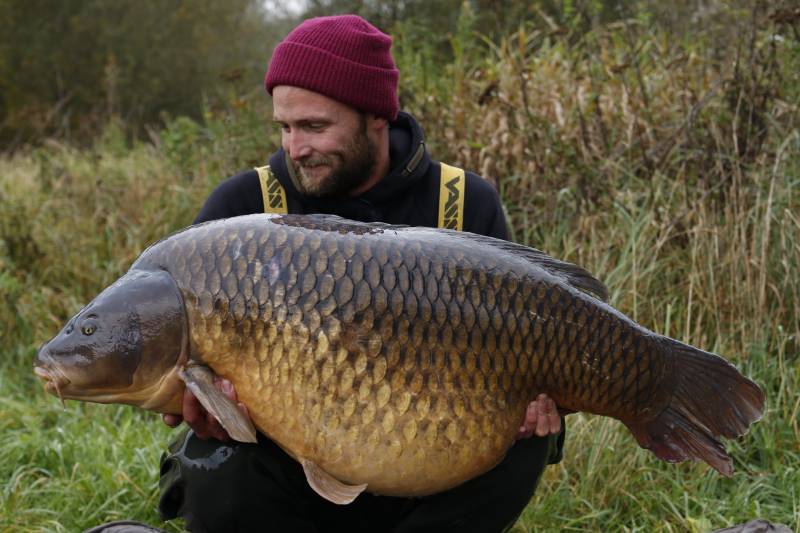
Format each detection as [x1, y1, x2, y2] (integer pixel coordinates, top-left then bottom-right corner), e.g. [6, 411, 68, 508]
[437, 163, 465, 231]
[255, 165, 288, 214]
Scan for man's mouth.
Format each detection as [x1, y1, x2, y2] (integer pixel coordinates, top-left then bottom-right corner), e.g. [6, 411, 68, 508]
[300, 162, 329, 171]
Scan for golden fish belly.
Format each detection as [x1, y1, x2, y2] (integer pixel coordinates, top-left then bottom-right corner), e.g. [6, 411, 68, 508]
[137, 215, 674, 495]
[194, 296, 532, 496]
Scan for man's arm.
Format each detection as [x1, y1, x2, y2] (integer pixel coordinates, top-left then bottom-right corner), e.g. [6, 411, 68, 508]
[461, 171, 508, 239]
[193, 170, 263, 224]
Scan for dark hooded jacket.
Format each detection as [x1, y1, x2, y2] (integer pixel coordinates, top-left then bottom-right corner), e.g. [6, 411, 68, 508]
[195, 112, 507, 240]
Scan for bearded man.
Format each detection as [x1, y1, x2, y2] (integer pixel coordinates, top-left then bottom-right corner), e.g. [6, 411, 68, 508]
[115, 14, 566, 533]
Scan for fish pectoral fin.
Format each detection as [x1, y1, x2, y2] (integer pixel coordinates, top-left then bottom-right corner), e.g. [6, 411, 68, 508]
[178, 366, 257, 444]
[300, 458, 366, 505]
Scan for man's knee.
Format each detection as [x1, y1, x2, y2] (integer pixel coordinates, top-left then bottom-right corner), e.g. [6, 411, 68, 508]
[158, 430, 314, 532]
[395, 436, 554, 533]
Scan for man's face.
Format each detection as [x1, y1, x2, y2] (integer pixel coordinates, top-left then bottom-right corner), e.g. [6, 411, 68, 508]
[272, 86, 379, 198]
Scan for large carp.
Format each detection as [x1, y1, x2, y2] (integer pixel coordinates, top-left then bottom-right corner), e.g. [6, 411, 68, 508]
[34, 214, 764, 503]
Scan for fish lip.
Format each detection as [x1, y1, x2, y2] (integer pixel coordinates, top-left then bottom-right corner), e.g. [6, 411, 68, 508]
[33, 352, 71, 389]
[34, 366, 71, 390]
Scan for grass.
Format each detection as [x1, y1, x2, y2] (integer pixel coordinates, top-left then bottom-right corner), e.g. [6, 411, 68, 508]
[1, 7, 798, 532]
[0, 383, 177, 532]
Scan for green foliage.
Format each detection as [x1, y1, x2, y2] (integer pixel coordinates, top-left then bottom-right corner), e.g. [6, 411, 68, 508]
[159, 95, 278, 179]
[0, 0, 277, 146]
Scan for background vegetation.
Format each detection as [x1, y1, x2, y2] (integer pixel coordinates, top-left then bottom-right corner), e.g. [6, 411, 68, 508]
[1, 1, 798, 531]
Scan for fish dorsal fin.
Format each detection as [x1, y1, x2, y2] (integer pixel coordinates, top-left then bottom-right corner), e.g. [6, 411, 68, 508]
[504, 242, 609, 301]
[178, 366, 257, 443]
[300, 458, 367, 505]
[271, 213, 405, 234]
[450, 233, 610, 302]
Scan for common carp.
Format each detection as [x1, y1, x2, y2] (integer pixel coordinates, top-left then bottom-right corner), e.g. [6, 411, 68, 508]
[34, 214, 764, 503]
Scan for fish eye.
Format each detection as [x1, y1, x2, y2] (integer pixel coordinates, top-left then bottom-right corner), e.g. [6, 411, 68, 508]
[81, 324, 96, 336]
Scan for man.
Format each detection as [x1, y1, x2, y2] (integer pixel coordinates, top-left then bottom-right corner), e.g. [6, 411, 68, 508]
[156, 14, 566, 533]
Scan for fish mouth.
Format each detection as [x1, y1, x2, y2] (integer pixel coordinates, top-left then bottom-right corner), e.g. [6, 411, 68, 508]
[34, 359, 71, 406]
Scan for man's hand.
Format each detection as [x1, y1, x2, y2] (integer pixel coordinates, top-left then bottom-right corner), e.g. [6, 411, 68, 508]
[516, 393, 565, 439]
[162, 377, 250, 441]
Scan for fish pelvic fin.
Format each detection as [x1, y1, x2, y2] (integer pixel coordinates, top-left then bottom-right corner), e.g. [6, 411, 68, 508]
[624, 339, 765, 476]
[300, 458, 367, 505]
[178, 366, 257, 444]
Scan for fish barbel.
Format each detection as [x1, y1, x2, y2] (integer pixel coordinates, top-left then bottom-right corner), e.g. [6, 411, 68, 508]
[34, 214, 764, 503]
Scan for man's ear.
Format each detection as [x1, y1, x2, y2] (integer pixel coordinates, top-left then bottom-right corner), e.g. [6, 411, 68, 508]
[366, 114, 388, 133]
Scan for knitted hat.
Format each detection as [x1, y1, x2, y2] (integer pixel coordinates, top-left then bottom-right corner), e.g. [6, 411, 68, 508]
[265, 15, 399, 120]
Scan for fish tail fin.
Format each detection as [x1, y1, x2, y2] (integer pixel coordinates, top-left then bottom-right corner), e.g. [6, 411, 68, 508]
[623, 339, 764, 476]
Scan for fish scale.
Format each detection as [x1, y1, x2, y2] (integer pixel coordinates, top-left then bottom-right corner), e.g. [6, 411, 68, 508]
[35, 213, 764, 499]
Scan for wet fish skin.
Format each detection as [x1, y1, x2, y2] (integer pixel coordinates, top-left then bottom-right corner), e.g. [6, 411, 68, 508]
[36, 214, 764, 497]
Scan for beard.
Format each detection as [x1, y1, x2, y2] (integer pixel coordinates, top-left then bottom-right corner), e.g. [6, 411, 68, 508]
[291, 115, 377, 198]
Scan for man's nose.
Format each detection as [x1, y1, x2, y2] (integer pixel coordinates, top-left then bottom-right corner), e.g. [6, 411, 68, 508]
[285, 132, 312, 160]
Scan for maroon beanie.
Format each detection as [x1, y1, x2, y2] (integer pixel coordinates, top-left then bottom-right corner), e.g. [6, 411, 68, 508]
[265, 15, 399, 121]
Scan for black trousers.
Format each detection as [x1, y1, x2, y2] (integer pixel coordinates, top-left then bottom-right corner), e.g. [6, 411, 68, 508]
[159, 430, 557, 533]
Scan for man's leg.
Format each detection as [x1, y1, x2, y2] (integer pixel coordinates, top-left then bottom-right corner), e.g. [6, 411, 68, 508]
[159, 429, 318, 533]
[393, 435, 554, 533]
[159, 430, 419, 533]
[160, 430, 555, 533]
